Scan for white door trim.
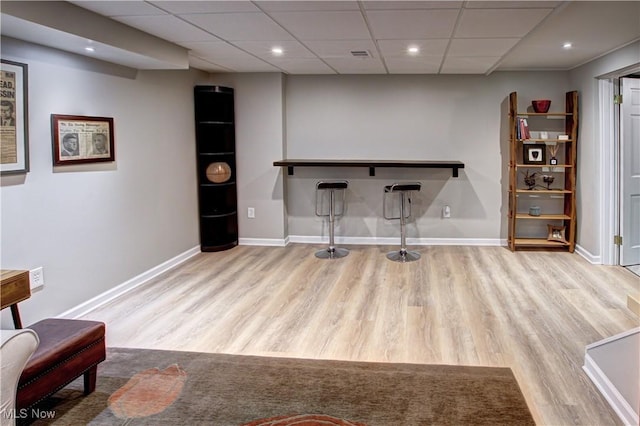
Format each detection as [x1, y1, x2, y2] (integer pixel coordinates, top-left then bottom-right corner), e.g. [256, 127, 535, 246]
[599, 64, 640, 266]
[599, 79, 618, 265]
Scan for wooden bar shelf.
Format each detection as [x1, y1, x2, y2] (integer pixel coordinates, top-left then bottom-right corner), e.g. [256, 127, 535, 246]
[515, 189, 572, 194]
[515, 213, 571, 220]
[273, 159, 465, 177]
[514, 238, 570, 247]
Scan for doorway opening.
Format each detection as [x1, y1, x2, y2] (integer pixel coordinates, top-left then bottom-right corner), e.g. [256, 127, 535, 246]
[599, 65, 640, 273]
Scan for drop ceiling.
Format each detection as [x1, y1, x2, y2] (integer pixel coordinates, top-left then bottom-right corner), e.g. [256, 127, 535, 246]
[2, 1, 639, 74]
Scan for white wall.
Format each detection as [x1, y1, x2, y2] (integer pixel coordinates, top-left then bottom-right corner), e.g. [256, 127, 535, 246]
[569, 40, 640, 259]
[283, 72, 570, 242]
[208, 73, 288, 243]
[0, 38, 208, 326]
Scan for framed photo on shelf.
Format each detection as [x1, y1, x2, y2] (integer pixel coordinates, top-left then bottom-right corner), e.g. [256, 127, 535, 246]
[523, 143, 546, 165]
[547, 224, 567, 243]
[51, 114, 114, 166]
[1, 59, 29, 175]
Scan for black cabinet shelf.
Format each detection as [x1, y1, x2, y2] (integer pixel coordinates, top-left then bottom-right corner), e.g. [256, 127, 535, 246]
[201, 212, 237, 219]
[199, 152, 235, 156]
[200, 182, 236, 187]
[194, 86, 238, 252]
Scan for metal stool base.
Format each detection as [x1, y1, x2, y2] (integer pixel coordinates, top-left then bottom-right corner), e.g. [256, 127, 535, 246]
[386, 249, 420, 262]
[315, 247, 349, 259]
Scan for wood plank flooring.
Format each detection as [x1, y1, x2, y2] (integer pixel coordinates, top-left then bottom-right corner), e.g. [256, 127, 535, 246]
[79, 244, 640, 425]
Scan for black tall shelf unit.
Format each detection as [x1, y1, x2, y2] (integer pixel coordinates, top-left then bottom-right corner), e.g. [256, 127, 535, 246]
[194, 85, 238, 251]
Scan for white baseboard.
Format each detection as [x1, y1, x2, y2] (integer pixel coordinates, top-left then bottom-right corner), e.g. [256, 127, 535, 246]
[576, 244, 601, 264]
[286, 235, 504, 246]
[58, 246, 200, 319]
[239, 237, 287, 246]
[583, 352, 639, 426]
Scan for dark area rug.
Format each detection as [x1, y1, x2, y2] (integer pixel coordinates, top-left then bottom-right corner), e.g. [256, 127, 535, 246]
[24, 347, 535, 425]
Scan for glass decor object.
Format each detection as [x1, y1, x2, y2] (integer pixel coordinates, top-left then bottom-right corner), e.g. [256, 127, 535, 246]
[206, 162, 232, 183]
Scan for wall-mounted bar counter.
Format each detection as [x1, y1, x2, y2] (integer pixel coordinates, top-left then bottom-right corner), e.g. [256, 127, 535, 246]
[273, 159, 465, 177]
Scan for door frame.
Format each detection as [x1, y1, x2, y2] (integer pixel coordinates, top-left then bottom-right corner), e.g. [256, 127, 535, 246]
[599, 64, 640, 265]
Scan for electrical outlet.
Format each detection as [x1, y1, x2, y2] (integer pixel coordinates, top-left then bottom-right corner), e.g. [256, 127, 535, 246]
[443, 205, 451, 218]
[30, 267, 44, 289]
[248, 207, 255, 218]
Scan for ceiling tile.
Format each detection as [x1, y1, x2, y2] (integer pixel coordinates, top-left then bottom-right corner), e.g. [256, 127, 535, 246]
[70, 1, 166, 17]
[498, 0, 640, 70]
[455, 8, 552, 38]
[268, 11, 370, 40]
[189, 55, 234, 72]
[233, 40, 316, 59]
[211, 56, 281, 72]
[440, 56, 500, 74]
[448, 38, 520, 57]
[304, 40, 379, 58]
[256, 1, 359, 12]
[466, 1, 562, 9]
[322, 57, 387, 74]
[363, 1, 463, 10]
[181, 41, 255, 58]
[378, 39, 448, 57]
[181, 13, 295, 41]
[385, 56, 442, 73]
[115, 15, 219, 43]
[150, 1, 260, 14]
[366, 10, 459, 39]
[267, 58, 336, 74]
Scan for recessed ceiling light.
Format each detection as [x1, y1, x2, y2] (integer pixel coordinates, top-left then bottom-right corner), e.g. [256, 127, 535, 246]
[408, 46, 419, 55]
[563, 42, 572, 49]
[271, 47, 283, 55]
[85, 46, 95, 52]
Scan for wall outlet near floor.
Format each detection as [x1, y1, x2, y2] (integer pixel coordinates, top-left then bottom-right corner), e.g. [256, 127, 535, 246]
[247, 207, 255, 218]
[442, 205, 451, 218]
[30, 267, 44, 289]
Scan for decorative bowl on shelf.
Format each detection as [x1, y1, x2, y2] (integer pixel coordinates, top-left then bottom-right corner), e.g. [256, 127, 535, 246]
[531, 100, 551, 113]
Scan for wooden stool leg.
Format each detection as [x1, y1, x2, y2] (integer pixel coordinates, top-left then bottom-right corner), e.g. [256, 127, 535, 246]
[83, 365, 98, 395]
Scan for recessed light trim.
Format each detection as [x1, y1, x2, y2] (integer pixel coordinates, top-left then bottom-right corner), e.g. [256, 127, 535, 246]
[563, 42, 572, 49]
[408, 46, 419, 55]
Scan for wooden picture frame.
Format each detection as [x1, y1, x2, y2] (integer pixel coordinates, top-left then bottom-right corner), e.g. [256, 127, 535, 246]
[523, 144, 546, 165]
[547, 224, 567, 243]
[51, 114, 114, 166]
[1, 59, 29, 175]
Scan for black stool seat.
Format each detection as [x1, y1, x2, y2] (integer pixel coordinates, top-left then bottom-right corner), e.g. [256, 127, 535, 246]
[318, 181, 348, 190]
[315, 180, 349, 259]
[383, 182, 421, 262]
[385, 183, 421, 192]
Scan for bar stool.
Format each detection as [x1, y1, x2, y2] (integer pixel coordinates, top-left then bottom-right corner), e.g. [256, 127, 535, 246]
[315, 180, 349, 259]
[383, 182, 422, 262]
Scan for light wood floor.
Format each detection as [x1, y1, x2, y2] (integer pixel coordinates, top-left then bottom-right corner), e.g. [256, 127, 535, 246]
[80, 244, 640, 425]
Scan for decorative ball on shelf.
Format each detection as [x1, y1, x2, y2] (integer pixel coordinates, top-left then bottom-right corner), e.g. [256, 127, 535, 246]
[531, 100, 551, 113]
[206, 162, 232, 183]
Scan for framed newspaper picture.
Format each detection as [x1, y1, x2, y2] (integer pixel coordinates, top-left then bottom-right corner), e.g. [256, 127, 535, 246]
[1, 59, 29, 175]
[51, 114, 114, 166]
